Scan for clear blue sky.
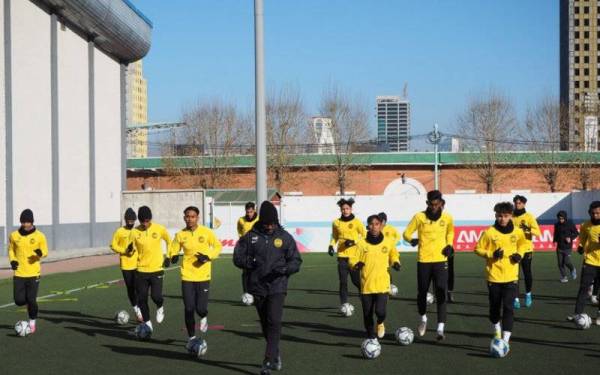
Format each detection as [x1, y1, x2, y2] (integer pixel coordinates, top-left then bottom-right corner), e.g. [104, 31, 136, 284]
[135, 0, 558, 150]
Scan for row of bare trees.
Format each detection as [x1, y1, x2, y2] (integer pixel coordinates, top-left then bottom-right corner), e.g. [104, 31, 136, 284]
[163, 85, 370, 194]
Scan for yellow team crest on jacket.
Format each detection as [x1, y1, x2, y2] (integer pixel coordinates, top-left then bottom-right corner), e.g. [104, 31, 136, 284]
[30, 238, 35, 245]
[152, 232, 158, 239]
[348, 223, 353, 229]
[274, 238, 283, 248]
[198, 236, 205, 243]
[382, 246, 388, 254]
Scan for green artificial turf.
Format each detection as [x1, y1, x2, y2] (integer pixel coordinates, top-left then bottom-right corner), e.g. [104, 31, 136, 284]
[1, 253, 599, 374]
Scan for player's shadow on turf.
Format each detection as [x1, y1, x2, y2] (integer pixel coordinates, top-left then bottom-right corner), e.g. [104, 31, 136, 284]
[511, 336, 600, 353]
[287, 288, 346, 297]
[514, 317, 576, 331]
[103, 345, 259, 375]
[223, 327, 356, 348]
[283, 321, 365, 339]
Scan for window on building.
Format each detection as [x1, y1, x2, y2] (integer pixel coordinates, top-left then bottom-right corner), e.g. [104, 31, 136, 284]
[576, 93, 581, 100]
[575, 56, 580, 63]
[585, 18, 590, 26]
[585, 31, 590, 38]
[585, 6, 590, 14]
[576, 80, 580, 88]
[576, 43, 580, 51]
[585, 43, 590, 51]
[575, 6, 580, 14]
[575, 68, 580, 76]
[585, 68, 590, 75]
[585, 55, 590, 63]
[585, 80, 590, 88]
[575, 31, 580, 38]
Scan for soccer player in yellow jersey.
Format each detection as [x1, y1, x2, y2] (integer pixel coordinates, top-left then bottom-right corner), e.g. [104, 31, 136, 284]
[329, 198, 366, 311]
[403, 190, 454, 340]
[168, 206, 222, 350]
[237, 202, 259, 304]
[511, 195, 541, 309]
[8, 209, 48, 334]
[129, 206, 171, 331]
[378, 212, 401, 295]
[354, 214, 401, 341]
[573, 201, 600, 326]
[110, 208, 142, 321]
[475, 202, 528, 344]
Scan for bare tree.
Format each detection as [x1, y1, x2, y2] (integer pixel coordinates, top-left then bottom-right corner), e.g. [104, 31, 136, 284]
[456, 90, 519, 193]
[319, 85, 370, 195]
[524, 97, 565, 192]
[266, 86, 307, 192]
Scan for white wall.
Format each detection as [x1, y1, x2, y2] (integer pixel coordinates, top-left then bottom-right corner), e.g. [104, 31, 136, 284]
[57, 22, 90, 224]
[11, 0, 52, 226]
[0, 0, 5, 232]
[94, 48, 121, 224]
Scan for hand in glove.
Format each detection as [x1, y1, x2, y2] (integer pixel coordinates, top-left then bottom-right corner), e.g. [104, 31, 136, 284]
[170, 255, 179, 264]
[392, 262, 401, 271]
[577, 245, 584, 255]
[328, 245, 335, 256]
[126, 243, 135, 255]
[162, 257, 171, 268]
[509, 253, 522, 264]
[10, 261, 18, 270]
[441, 245, 454, 257]
[196, 253, 210, 264]
[519, 222, 531, 233]
[493, 248, 504, 260]
[409, 239, 419, 247]
[354, 261, 365, 271]
[272, 266, 288, 276]
[34, 249, 42, 257]
[344, 239, 356, 248]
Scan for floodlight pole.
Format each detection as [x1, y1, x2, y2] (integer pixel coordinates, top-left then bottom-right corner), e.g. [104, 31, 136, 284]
[255, 0, 267, 204]
[428, 123, 442, 190]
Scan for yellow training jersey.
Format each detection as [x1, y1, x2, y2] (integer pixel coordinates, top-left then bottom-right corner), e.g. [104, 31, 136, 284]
[8, 229, 48, 278]
[168, 225, 223, 282]
[130, 222, 171, 273]
[383, 224, 401, 266]
[578, 221, 600, 267]
[110, 226, 137, 271]
[511, 212, 541, 253]
[237, 215, 259, 238]
[330, 216, 366, 259]
[403, 211, 454, 263]
[356, 238, 399, 294]
[474, 226, 528, 283]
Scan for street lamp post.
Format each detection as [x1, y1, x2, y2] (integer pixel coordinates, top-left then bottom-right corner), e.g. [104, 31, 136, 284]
[254, 0, 267, 204]
[428, 123, 442, 190]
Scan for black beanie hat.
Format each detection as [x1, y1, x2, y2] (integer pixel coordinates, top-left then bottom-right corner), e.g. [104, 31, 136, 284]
[513, 195, 527, 204]
[378, 212, 387, 222]
[138, 206, 152, 222]
[124, 208, 137, 221]
[259, 201, 278, 225]
[557, 210, 567, 219]
[427, 190, 442, 202]
[19, 209, 34, 223]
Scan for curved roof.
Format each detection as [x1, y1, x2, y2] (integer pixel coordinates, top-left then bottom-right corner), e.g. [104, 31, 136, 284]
[38, 0, 152, 62]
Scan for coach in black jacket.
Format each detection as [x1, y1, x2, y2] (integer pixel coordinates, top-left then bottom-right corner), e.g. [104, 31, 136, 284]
[233, 201, 302, 375]
[553, 210, 579, 282]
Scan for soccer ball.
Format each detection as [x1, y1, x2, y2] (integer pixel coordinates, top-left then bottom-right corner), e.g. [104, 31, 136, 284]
[14, 321, 31, 337]
[426, 292, 435, 305]
[188, 338, 208, 358]
[135, 323, 153, 340]
[115, 310, 130, 325]
[241, 293, 254, 306]
[489, 338, 510, 358]
[340, 303, 355, 317]
[395, 327, 414, 346]
[389, 284, 399, 297]
[361, 338, 381, 359]
[574, 313, 592, 330]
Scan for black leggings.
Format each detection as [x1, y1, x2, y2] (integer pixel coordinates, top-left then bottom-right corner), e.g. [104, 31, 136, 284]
[360, 293, 387, 339]
[255, 293, 285, 362]
[182, 281, 210, 337]
[556, 252, 574, 278]
[338, 258, 361, 304]
[135, 271, 164, 322]
[417, 262, 448, 323]
[575, 263, 600, 314]
[242, 269, 249, 293]
[448, 255, 455, 291]
[13, 276, 39, 319]
[488, 281, 517, 331]
[122, 270, 137, 307]
[520, 252, 533, 294]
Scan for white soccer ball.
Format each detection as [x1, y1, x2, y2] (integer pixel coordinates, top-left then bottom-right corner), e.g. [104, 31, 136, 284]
[395, 327, 414, 346]
[14, 321, 31, 337]
[188, 338, 208, 358]
[575, 313, 593, 330]
[115, 310, 130, 325]
[241, 293, 254, 306]
[389, 284, 399, 297]
[135, 323, 153, 340]
[340, 303, 355, 317]
[361, 338, 381, 359]
[489, 338, 510, 358]
[426, 292, 435, 305]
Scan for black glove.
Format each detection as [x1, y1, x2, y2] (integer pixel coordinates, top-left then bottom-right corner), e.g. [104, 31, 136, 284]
[246, 257, 257, 270]
[196, 253, 210, 264]
[170, 255, 179, 264]
[509, 253, 522, 263]
[10, 261, 18, 270]
[344, 240, 355, 247]
[163, 257, 171, 268]
[354, 261, 365, 271]
[126, 243, 134, 255]
[577, 246, 584, 255]
[519, 222, 531, 233]
[442, 245, 454, 257]
[392, 262, 401, 271]
[409, 239, 419, 247]
[328, 245, 335, 256]
[34, 249, 42, 257]
[493, 248, 504, 260]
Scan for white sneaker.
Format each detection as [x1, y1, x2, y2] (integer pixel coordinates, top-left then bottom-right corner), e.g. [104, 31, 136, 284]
[185, 336, 196, 352]
[134, 306, 143, 322]
[146, 320, 153, 331]
[156, 306, 165, 324]
[596, 312, 600, 326]
[417, 320, 427, 337]
[200, 317, 208, 333]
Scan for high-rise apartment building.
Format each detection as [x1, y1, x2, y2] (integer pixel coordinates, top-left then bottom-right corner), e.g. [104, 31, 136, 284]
[127, 60, 149, 157]
[376, 96, 410, 152]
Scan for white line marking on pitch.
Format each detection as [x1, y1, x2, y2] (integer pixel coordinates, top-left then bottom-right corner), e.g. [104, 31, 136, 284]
[0, 266, 180, 309]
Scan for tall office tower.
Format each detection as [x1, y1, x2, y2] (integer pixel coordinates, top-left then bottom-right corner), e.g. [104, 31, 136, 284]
[127, 60, 149, 157]
[377, 96, 410, 152]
